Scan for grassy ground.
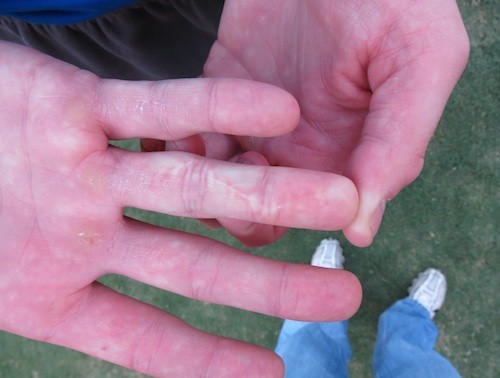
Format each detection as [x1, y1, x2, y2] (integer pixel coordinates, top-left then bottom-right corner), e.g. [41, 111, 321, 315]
[0, 0, 498, 376]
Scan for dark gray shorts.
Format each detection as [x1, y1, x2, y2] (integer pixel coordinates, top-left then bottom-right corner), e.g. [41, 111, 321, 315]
[0, 0, 225, 80]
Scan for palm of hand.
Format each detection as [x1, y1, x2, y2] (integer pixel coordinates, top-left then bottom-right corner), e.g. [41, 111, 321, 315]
[208, 0, 372, 172]
[0, 48, 111, 338]
[205, 0, 469, 245]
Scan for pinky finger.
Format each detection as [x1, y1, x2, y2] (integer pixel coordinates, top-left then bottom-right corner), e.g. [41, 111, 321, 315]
[44, 283, 283, 377]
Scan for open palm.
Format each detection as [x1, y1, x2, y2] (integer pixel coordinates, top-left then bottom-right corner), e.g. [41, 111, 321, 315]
[0, 42, 362, 376]
[205, 0, 469, 246]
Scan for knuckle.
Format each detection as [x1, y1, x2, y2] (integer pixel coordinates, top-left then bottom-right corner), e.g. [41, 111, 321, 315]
[254, 168, 282, 225]
[202, 338, 226, 378]
[360, 132, 402, 158]
[360, 131, 426, 191]
[179, 157, 210, 217]
[321, 275, 346, 320]
[403, 153, 425, 186]
[151, 82, 175, 140]
[188, 240, 220, 301]
[272, 264, 298, 317]
[130, 316, 165, 373]
[458, 32, 471, 63]
[206, 80, 220, 133]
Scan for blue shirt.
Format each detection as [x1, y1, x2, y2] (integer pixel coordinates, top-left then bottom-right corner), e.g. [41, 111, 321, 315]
[0, 0, 138, 24]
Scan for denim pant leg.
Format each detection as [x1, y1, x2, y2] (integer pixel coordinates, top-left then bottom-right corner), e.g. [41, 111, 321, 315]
[275, 320, 351, 378]
[373, 298, 460, 378]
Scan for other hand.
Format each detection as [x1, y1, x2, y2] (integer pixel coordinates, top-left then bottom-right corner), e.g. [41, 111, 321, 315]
[205, 0, 470, 246]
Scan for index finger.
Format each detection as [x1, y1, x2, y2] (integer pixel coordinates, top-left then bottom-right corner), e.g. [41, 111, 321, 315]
[93, 77, 300, 140]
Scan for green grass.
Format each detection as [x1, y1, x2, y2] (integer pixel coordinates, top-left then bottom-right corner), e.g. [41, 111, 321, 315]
[0, 0, 498, 376]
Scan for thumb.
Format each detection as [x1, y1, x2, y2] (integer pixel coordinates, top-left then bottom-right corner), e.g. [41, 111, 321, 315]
[343, 36, 469, 247]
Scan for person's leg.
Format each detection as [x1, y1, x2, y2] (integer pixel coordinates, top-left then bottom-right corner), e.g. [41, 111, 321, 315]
[0, 0, 225, 80]
[373, 269, 460, 378]
[276, 319, 351, 378]
[275, 239, 352, 378]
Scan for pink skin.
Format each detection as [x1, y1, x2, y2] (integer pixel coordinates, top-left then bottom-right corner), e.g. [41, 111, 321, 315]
[0, 42, 362, 376]
[218, 151, 289, 247]
[203, 0, 470, 247]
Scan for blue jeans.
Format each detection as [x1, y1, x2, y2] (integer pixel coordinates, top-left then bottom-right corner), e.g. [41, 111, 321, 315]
[275, 298, 460, 377]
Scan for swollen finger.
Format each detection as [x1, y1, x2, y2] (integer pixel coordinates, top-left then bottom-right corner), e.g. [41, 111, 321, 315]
[107, 218, 362, 322]
[94, 77, 300, 140]
[105, 148, 359, 230]
[44, 283, 283, 377]
[218, 151, 289, 247]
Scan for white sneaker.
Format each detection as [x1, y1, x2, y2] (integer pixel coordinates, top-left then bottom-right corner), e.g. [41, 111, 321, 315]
[311, 238, 344, 269]
[408, 268, 447, 318]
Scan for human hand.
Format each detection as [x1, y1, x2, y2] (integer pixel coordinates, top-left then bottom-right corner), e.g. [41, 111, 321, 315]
[0, 42, 362, 376]
[205, 0, 470, 247]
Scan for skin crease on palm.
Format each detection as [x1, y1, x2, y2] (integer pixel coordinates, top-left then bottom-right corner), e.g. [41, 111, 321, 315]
[0, 41, 363, 377]
[201, 0, 470, 247]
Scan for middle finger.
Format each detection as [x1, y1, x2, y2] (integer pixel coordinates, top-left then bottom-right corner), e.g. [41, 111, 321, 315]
[103, 148, 359, 230]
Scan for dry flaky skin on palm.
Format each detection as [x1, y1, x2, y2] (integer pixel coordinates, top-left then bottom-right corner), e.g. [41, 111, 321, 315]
[205, 0, 470, 247]
[0, 42, 362, 376]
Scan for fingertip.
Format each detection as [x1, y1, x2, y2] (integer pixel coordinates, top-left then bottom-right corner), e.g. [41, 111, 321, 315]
[275, 87, 301, 134]
[343, 192, 386, 247]
[224, 340, 284, 377]
[259, 350, 285, 378]
[285, 266, 362, 322]
[244, 81, 300, 137]
[326, 176, 359, 230]
[343, 226, 373, 248]
[342, 178, 361, 226]
[273, 353, 286, 377]
[315, 268, 363, 321]
[343, 212, 374, 247]
[204, 338, 285, 377]
[337, 270, 363, 320]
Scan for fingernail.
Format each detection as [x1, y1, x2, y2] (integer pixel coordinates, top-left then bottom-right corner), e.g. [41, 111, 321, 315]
[370, 200, 386, 237]
[344, 191, 380, 247]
